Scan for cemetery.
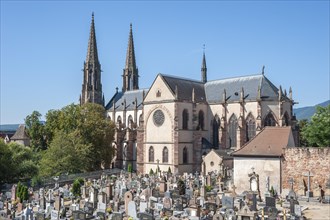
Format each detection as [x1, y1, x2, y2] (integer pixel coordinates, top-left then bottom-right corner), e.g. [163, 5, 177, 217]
[0, 167, 329, 220]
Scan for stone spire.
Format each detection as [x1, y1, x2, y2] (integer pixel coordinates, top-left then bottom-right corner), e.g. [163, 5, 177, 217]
[201, 45, 207, 83]
[80, 13, 103, 106]
[122, 23, 139, 92]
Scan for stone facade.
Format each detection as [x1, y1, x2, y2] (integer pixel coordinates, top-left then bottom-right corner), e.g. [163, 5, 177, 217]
[282, 147, 330, 192]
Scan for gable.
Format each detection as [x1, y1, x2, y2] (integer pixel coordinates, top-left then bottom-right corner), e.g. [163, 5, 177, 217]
[144, 74, 175, 103]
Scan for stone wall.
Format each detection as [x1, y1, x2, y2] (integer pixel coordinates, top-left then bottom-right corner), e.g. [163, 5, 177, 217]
[282, 147, 330, 191]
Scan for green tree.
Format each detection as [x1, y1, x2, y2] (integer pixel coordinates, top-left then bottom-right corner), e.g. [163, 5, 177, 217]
[301, 105, 330, 147]
[0, 140, 38, 183]
[16, 182, 29, 202]
[298, 119, 309, 147]
[71, 178, 84, 197]
[127, 163, 133, 173]
[25, 111, 46, 151]
[177, 178, 185, 195]
[39, 131, 92, 177]
[149, 168, 154, 176]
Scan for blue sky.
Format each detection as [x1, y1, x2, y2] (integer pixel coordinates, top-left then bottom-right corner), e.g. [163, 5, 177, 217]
[1, 1, 329, 124]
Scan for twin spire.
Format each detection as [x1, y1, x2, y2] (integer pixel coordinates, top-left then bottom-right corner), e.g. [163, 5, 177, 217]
[201, 44, 207, 83]
[86, 13, 99, 64]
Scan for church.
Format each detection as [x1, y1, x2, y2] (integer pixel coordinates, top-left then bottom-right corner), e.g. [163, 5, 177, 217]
[80, 14, 298, 175]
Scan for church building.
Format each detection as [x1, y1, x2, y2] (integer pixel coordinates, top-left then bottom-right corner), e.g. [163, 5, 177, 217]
[80, 14, 298, 175]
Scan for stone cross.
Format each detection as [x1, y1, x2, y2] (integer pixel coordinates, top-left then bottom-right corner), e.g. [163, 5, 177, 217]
[303, 171, 314, 197]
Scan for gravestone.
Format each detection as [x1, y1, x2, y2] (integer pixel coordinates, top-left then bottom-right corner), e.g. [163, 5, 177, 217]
[72, 210, 86, 220]
[51, 209, 59, 220]
[111, 212, 123, 220]
[54, 196, 61, 211]
[221, 196, 234, 209]
[97, 211, 106, 220]
[212, 213, 224, 220]
[124, 191, 133, 214]
[294, 204, 302, 217]
[263, 206, 278, 220]
[204, 202, 217, 212]
[17, 203, 23, 213]
[127, 201, 137, 219]
[140, 201, 148, 212]
[84, 202, 94, 216]
[289, 197, 299, 216]
[0, 201, 3, 210]
[265, 197, 276, 207]
[35, 212, 45, 220]
[138, 212, 153, 220]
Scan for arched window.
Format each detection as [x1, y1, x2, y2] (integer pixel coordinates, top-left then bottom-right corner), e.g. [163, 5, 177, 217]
[227, 114, 238, 148]
[246, 114, 256, 142]
[128, 115, 133, 125]
[149, 146, 154, 162]
[162, 147, 168, 163]
[117, 116, 122, 124]
[264, 112, 276, 127]
[197, 110, 205, 130]
[182, 109, 189, 130]
[212, 115, 220, 148]
[183, 147, 188, 164]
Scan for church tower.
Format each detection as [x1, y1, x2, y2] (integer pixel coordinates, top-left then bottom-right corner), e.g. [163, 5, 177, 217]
[201, 47, 207, 83]
[122, 24, 139, 92]
[80, 13, 104, 106]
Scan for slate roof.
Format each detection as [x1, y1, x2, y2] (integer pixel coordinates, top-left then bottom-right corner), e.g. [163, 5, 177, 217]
[232, 126, 295, 157]
[205, 74, 279, 103]
[10, 124, 30, 140]
[105, 89, 148, 111]
[161, 74, 206, 102]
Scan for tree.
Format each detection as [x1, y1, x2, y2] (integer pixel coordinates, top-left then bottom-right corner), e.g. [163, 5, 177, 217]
[177, 178, 185, 195]
[16, 182, 29, 202]
[0, 140, 38, 183]
[298, 119, 309, 147]
[25, 111, 46, 151]
[71, 178, 84, 197]
[39, 131, 92, 177]
[301, 105, 330, 147]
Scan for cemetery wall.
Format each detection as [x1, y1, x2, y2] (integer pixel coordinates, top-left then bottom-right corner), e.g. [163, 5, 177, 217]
[282, 147, 330, 190]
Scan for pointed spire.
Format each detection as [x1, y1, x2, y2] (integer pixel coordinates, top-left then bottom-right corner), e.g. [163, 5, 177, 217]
[279, 85, 283, 101]
[201, 44, 207, 83]
[289, 87, 293, 100]
[86, 12, 99, 63]
[262, 65, 265, 75]
[123, 23, 139, 92]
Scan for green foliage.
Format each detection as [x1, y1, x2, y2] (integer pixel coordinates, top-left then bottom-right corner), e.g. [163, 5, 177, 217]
[168, 167, 172, 174]
[25, 111, 46, 151]
[31, 175, 42, 188]
[16, 182, 29, 201]
[149, 168, 154, 176]
[71, 178, 84, 197]
[205, 185, 212, 192]
[298, 119, 309, 147]
[177, 178, 185, 195]
[127, 163, 133, 173]
[39, 131, 92, 177]
[0, 140, 38, 183]
[301, 105, 330, 147]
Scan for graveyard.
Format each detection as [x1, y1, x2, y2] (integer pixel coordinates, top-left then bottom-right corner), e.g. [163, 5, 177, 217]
[0, 167, 329, 220]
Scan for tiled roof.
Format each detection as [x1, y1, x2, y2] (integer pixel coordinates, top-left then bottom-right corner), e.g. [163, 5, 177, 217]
[232, 126, 295, 157]
[10, 125, 30, 140]
[161, 74, 206, 102]
[105, 89, 148, 111]
[205, 74, 279, 103]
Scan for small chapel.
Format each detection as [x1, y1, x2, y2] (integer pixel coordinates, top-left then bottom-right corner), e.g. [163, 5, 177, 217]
[80, 14, 299, 175]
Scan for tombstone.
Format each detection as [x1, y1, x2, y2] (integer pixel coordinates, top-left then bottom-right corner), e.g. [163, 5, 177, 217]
[0, 201, 3, 210]
[11, 185, 17, 201]
[294, 204, 302, 217]
[225, 209, 236, 220]
[263, 206, 278, 220]
[97, 202, 106, 212]
[72, 210, 86, 220]
[35, 212, 45, 220]
[54, 196, 61, 211]
[97, 211, 106, 220]
[303, 171, 314, 198]
[204, 202, 217, 213]
[265, 197, 276, 207]
[159, 181, 167, 193]
[138, 212, 153, 220]
[221, 196, 234, 209]
[17, 203, 23, 213]
[213, 213, 224, 220]
[313, 182, 322, 198]
[84, 202, 93, 216]
[51, 209, 59, 220]
[289, 197, 299, 216]
[127, 201, 137, 219]
[111, 212, 123, 220]
[323, 178, 330, 203]
[245, 193, 257, 211]
[140, 201, 148, 213]
[124, 191, 133, 214]
[163, 197, 172, 209]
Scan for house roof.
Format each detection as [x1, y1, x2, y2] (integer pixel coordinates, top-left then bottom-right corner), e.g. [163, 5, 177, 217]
[10, 124, 30, 140]
[232, 126, 295, 157]
[105, 89, 148, 111]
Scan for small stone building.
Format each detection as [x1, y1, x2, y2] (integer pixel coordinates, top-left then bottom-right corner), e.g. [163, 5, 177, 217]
[232, 126, 295, 199]
[10, 124, 30, 146]
[201, 149, 233, 176]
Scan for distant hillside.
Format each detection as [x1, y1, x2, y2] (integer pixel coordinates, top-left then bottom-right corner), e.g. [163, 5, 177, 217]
[0, 124, 20, 132]
[294, 100, 330, 121]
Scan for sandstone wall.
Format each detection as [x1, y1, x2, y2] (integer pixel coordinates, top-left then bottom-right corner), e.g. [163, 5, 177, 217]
[282, 147, 330, 191]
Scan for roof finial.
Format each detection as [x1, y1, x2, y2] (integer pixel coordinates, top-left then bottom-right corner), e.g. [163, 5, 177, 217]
[130, 23, 132, 30]
[203, 44, 205, 53]
[262, 65, 265, 75]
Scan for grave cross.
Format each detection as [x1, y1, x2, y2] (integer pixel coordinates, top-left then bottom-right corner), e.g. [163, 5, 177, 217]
[303, 171, 313, 192]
